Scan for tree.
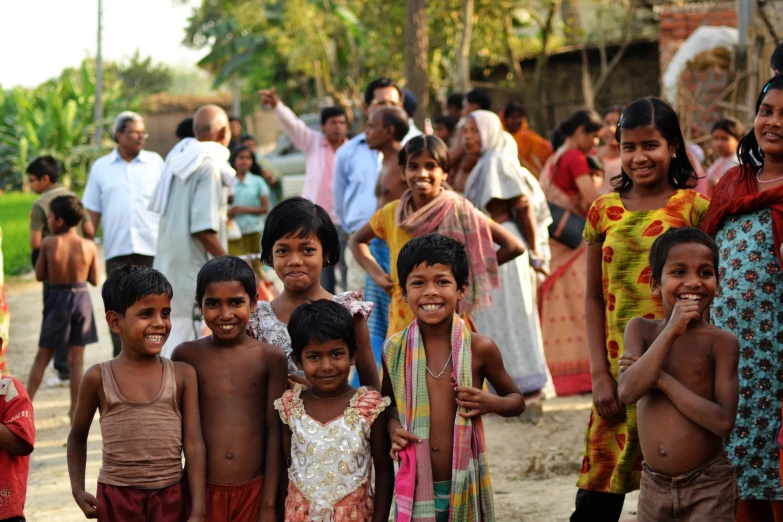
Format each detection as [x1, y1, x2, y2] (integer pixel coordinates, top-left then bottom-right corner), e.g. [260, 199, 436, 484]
[455, 0, 474, 92]
[406, 0, 430, 126]
[117, 50, 173, 95]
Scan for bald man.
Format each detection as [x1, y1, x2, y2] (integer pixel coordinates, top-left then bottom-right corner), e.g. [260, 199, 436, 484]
[151, 104, 234, 355]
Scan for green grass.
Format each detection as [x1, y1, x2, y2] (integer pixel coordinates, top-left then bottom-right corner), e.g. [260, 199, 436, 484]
[0, 192, 38, 276]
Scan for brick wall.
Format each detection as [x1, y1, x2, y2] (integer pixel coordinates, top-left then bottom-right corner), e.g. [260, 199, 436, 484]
[658, 4, 737, 73]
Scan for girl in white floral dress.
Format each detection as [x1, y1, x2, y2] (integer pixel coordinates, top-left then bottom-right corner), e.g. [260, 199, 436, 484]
[247, 197, 379, 388]
[275, 300, 392, 522]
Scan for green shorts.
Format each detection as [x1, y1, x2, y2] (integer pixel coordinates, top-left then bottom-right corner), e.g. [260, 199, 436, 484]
[434, 480, 450, 522]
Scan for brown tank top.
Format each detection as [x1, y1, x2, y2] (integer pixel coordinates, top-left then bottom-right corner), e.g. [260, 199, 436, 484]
[97, 357, 184, 488]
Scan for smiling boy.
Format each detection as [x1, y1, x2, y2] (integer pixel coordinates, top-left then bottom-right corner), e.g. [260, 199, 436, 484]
[618, 228, 739, 521]
[172, 256, 287, 522]
[381, 233, 525, 522]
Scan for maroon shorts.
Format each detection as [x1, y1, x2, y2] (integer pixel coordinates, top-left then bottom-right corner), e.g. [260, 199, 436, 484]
[97, 480, 190, 522]
[205, 476, 264, 522]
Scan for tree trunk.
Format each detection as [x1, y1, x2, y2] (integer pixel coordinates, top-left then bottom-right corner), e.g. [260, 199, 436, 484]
[456, 0, 474, 92]
[405, 0, 430, 128]
[529, 0, 559, 132]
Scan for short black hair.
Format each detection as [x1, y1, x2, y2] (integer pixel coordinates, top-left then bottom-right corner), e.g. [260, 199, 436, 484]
[102, 265, 173, 316]
[433, 115, 457, 134]
[196, 256, 257, 305]
[399, 135, 450, 172]
[465, 89, 491, 111]
[402, 89, 418, 118]
[321, 106, 347, 126]
[363, 77, 402, 106]
[377, 107, 409, 142]
[397, 234, 470, 293]
[649, 227, 719, 284]
[288, 299, 357, 362]
[240, 133, 258, 145]
[711, 117, 744, 141]
[771, 42, 783, 73]
[26, 156, 60, 182]
[446, 92, 464, 111]
[503, 101, 527, 120]
[229, 116, 241, 124]
[176, 118, 195, 139]
[261, 197, 340, 267]
[49, 195, 84, 228]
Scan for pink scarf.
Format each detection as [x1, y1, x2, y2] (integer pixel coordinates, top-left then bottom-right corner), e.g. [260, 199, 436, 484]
[395, 189, 500, 314]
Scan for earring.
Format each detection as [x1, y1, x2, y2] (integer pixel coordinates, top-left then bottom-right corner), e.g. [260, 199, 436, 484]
[323, 260, 330, 267]
[672, 153, 677, 158]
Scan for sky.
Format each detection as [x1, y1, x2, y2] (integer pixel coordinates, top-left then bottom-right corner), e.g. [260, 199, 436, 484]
[0, 0, 206, 88]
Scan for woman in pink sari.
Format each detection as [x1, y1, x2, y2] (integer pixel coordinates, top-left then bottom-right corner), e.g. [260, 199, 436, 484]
[538, 110, 602, 395]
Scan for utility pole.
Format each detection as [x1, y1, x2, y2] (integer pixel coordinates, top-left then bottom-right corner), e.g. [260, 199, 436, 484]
[94, 0, 104, 145]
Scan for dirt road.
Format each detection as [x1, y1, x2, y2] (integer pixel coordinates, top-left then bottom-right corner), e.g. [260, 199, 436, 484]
[5, 277, 639, 521]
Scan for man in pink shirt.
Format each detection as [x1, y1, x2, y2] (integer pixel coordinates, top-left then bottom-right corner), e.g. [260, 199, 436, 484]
[260, 88, 349, 292]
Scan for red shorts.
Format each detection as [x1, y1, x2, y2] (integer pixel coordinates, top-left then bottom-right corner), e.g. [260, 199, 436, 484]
[97, 480, 190, 522]
[205, 476, 264, 522]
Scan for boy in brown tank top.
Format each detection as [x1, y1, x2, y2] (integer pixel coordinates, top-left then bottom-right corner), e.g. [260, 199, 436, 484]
[67, 266, 206, 521]
[172, 256, 287, 522]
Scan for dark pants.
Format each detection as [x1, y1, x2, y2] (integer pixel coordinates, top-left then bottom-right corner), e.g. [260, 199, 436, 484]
[105, 254, 154, 357]
[320, 225, 349, 294]
[42, 280, 70, 380]
[570, 488, 625, 522]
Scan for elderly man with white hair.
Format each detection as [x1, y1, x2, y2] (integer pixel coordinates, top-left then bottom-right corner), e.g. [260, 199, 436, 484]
[83, 111, 165, 356]
[150, 105, 234, 356]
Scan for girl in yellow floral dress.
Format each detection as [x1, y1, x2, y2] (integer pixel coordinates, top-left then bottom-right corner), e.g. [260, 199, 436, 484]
[572, 97, 711, 521]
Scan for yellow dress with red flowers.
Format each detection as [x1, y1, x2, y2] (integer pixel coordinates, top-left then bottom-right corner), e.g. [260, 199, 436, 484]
[576, 189, 710, 494]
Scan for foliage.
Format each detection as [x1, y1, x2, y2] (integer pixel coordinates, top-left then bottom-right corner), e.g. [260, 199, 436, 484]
[0, 59, 141, 192]
[116, 49, 173, 95]
[0, 192, 39, 276]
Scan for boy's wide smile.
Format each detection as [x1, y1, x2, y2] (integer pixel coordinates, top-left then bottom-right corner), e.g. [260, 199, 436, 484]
[676, 293, 703, 302]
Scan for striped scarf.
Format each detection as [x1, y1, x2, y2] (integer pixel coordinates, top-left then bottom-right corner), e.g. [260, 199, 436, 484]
[383, 315, 494, 522]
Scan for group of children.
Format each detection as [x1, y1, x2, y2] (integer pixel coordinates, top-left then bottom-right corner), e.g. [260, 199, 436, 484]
[5, 80, 783, 522]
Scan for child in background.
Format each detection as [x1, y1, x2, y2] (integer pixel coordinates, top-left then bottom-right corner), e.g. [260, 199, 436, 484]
[618, 228, 739, 521]
[26, 195, 99, 420]
[67, 266, 205, 521]
[384, 234, 525, 522]
[0, 334, 35, 522]
[433, 116, 457, 147]
[275, 299, 393, 521]
[706, 118, 743, 191]
[574, 97, 711, 521]
[247, 197, 380, 389]
[173, 256, 287, 522]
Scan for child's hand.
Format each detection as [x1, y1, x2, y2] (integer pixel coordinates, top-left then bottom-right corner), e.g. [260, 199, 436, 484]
[73, 490, 99, 519]
[455, 386, 500, 418]
[592, 373, 625, 423]
[373, 273, 395, 297]
[389, 426, 420, 461]
[618, 354, 639, 375]
[665, 300, 701, 336]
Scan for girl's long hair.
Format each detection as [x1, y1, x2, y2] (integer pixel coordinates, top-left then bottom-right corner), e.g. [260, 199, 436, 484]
[612, 96, 695, 193]
[736, 75, 783, 178]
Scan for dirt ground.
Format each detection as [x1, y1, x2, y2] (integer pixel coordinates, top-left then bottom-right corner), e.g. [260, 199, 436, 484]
[5, 270, 639, 521]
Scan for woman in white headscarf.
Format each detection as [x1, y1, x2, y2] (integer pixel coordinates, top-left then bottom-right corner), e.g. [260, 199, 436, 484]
[462, 110, 553, 396]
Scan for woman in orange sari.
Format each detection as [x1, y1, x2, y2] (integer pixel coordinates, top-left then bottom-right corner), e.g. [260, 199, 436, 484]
[538, 110, 603, 395]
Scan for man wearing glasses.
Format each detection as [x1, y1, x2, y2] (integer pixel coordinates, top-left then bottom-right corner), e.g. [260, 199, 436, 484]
[82, 111, 164, 356]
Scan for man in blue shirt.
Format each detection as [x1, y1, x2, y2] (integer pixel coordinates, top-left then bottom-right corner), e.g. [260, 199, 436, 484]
[333, 78, 403, 293]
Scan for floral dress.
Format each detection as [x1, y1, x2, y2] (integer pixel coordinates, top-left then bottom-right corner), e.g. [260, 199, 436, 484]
[712, 209, 783, 501]
[578, 189, 710, 494]
[274, 385, 390, 522]
[247, 292, 373, 375]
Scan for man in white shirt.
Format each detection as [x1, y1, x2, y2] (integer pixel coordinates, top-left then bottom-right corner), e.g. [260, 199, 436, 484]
[82, 111, 164, 356]
[151, 105, 232, 357]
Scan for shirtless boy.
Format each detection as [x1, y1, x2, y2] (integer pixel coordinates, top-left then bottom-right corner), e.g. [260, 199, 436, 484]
[618, 227, 739, 522]
[382, 233, 525, 521]
[27, 195, 99, 420]
[366, 106, 410, 208]
[172, 256, 287, 522]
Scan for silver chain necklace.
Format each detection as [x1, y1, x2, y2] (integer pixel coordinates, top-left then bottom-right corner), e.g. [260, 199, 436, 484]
[756, 167, 783, 184]
[427, 352, 453, 379]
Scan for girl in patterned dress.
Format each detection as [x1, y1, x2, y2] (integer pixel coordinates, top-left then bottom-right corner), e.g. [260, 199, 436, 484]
[702, 75, 783, 522]
[275, 299, 392, 522]
[247, 197, 380, 389]
[573, 97, 710, 521]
